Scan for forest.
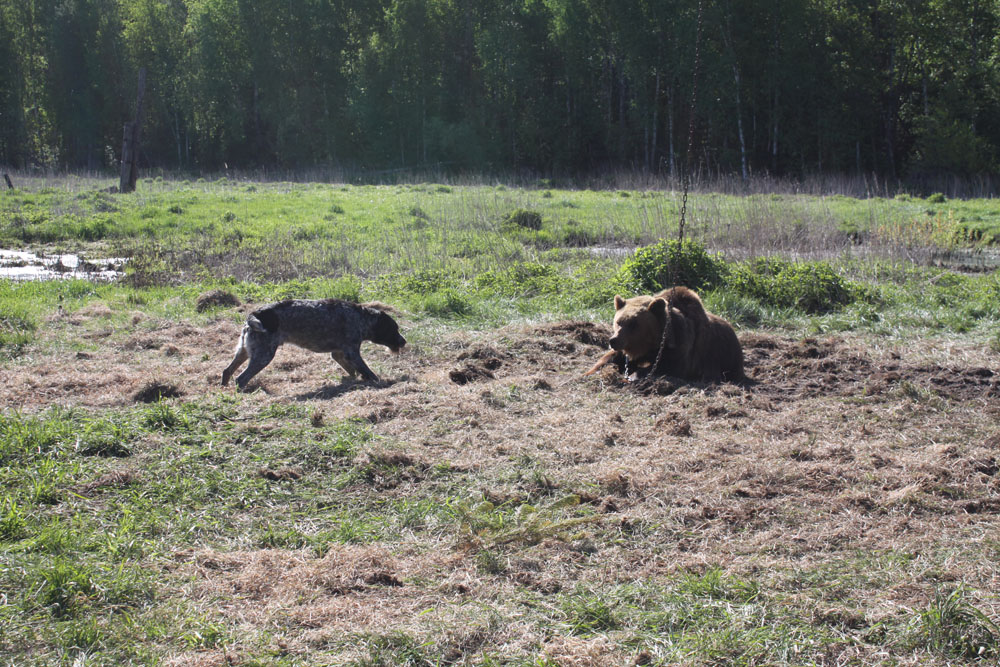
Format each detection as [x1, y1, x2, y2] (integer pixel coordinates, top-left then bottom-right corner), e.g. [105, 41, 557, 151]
[1, 0, 999, 182]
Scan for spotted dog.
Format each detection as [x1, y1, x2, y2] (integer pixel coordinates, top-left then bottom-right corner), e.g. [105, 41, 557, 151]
[222, 299, 406, 391]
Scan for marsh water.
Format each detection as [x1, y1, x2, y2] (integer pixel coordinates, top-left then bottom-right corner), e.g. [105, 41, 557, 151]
[0, 248, 126, 281]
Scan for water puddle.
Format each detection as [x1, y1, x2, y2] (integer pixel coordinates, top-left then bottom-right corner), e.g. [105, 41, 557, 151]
[0, 249, 126, 281]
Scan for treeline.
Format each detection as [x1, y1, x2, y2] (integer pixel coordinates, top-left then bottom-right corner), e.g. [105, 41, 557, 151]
[1, 0, 999, 181]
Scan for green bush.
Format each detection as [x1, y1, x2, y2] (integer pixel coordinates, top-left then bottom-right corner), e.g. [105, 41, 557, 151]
[503, 209, 543, 230]
[727, 257, 866, 313]
[399, 269, 459, 294]
[415, 288, 473, 318]
[616, 240, 727, 293]
[474, 262, 560, 297]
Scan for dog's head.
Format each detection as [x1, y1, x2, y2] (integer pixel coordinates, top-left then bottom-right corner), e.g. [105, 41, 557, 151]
[368, 309, 407, 353]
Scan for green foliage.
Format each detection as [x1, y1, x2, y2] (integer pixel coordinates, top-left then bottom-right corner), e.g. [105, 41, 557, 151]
[503, 209, 543, 231]
[616, 240, 727, 293]
[349, 632, 435, 667]
[474, 262, 560, 297]
[0, 410, 73, 464]
[727, 257, 868, 314]
[678, 568, 760, 603]
[35, 559, 100, 617]
[5, 0, 1000, 178]
[413, 288, 474, 318]
[562, 592, 619, 635]
[0, 300, 36, 359]
[0, 497, 28, 541]
[904, 587, 999, 659]
[449, 495, 599, 549]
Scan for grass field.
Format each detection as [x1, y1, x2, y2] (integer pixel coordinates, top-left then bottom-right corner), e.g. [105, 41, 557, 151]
[2, 176, 1000, 665]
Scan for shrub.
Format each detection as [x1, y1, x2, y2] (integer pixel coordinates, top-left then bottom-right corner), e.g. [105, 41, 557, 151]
[415, 288, 473, 318]
[616, 240, 727, 293]
[474, 262, 560, 297]
[504, 209, 543, 231]
[399, 269, 458, 294]
[926, 192, 947, 204]
[727, 257, 866, 314]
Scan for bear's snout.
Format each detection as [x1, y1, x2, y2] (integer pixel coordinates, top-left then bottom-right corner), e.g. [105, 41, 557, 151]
[608, 335, 623, 351]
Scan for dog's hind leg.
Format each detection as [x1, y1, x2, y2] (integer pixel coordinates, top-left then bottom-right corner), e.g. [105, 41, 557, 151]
[235, 337, 280, 391]
[222, 336, 250, 386]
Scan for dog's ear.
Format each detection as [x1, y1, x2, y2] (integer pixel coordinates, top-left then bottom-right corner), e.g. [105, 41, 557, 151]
[614, 295, 626, 310]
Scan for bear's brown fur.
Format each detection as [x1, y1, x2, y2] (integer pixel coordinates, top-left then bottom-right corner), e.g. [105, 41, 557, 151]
[586, 286, 744, 382]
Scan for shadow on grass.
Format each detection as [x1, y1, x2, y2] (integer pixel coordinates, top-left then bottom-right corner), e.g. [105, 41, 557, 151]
[294, 377, 400, 401]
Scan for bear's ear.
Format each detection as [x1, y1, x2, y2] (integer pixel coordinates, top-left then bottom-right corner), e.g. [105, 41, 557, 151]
[614, 295, 626, 310]
[648, 297, 667, 315]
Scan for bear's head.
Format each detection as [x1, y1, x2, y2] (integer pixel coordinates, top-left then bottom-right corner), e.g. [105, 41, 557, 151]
[608, 293, 669, 361]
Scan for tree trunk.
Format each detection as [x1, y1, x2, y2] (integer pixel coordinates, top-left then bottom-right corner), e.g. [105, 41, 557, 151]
[667, 82, 675, 179]
[650, 70, 660, 173]
[173, 109, 182, 168]
[771, 88, 779, 173]
[119, 67, 146, 194]
[732, 63, 747, 182]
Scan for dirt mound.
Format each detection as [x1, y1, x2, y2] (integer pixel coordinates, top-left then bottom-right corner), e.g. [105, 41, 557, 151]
[744, 334, 1000, 402]
[449, 344, 507, 384]
[133, 380, 183, 403]
[535, 321, 610, 348]
[196, 289, 241, 313]
[581, 332, 999, 403]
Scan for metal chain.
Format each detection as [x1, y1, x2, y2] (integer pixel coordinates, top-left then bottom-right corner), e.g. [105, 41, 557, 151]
[678, 0, 705, 246]
[629, 299, 672, 384]
[650, 308, 672, 379]
[632, 0, 704, 385]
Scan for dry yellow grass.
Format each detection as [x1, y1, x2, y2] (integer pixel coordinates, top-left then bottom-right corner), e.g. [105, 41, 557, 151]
[5, 302, 1000, 663]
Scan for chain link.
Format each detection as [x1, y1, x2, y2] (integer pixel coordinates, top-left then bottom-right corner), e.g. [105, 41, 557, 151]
[678, 0, 704, 246]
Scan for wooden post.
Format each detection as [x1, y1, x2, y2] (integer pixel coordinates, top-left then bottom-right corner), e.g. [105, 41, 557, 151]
[3, 173, 12, 190]
[119, 68, 147, 194]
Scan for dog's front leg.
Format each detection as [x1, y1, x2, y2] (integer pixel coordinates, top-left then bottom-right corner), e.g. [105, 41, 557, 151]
[331, 350, 358, 379]
[341, 348, 380, 382]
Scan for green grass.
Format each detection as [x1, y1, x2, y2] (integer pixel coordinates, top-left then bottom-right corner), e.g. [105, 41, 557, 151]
[2, 178, 1000, 664]
[1, 395, 997, 664]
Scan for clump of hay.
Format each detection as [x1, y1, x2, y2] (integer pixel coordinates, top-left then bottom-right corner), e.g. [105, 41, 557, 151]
[133, 380, 182, 403]
[258, 467, 304, 481]
[78, 469, 142, 496]
[196, 289, 241, 313]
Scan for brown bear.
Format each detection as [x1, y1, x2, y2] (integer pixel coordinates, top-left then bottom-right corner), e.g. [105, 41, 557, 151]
[586, 286, 744, 382]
